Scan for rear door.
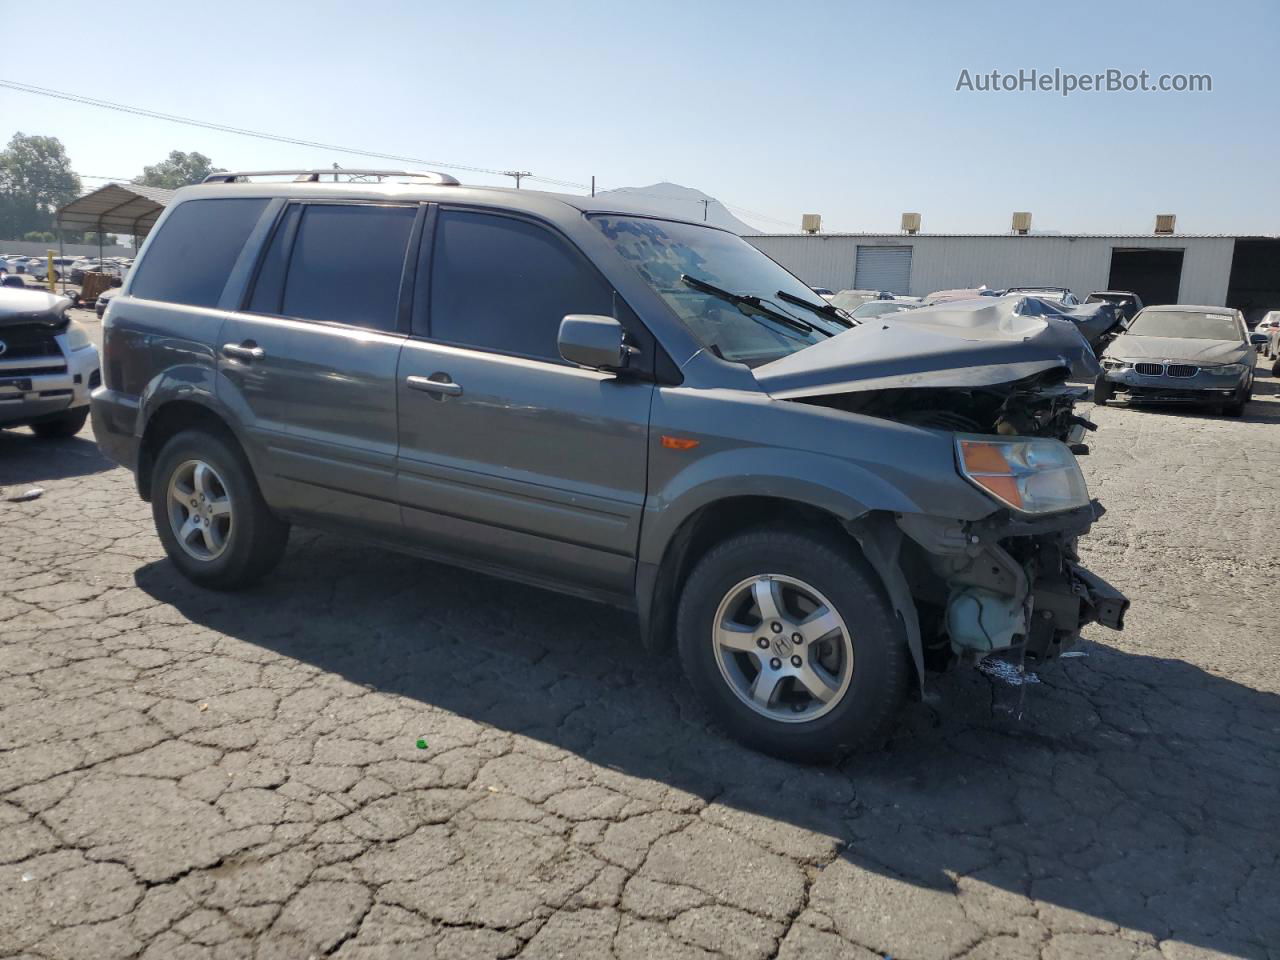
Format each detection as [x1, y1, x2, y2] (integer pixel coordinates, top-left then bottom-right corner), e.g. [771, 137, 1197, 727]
[218, 200, 422, 533]
[395, 207, 653, 598]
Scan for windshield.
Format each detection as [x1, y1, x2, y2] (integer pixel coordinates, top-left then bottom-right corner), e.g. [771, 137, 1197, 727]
[1126, 310, 1240, 340]
[592, 216, 845, 365]
[851, 300, 911, 319]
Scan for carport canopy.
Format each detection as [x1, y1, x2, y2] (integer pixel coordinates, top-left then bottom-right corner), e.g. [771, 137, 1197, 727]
[55, 182, 175, 239]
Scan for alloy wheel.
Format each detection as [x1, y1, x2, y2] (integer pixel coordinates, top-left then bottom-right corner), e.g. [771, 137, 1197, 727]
[166, 459, 233, 561]
[710, 574, 854, 723]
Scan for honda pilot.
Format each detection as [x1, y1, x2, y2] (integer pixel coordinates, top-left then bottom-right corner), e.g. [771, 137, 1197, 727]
[92, 169, 1128, 761]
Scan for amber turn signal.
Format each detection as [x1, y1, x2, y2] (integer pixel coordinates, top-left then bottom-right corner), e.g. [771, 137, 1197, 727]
[660, 435, 700, 450]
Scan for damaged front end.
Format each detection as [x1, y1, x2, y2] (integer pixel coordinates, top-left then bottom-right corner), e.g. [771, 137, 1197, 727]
[760, 297, 1126, 677]
[897, 506, 1127, 671]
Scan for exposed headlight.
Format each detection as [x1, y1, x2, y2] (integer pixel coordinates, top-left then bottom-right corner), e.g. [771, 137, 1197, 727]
[1209, 363, 1246, 376]
[956, 436, 1090, 515]
[64, 320, 93, 351]
[1100, 358, 1133, 371]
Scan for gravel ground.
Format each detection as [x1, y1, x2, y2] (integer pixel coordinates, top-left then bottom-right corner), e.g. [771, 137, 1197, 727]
[2, 330, 1278, 960]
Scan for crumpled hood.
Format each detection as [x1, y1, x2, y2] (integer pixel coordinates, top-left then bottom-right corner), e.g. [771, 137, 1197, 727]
[1104, 334, 1247, 365]
[0, 287, 72, 328]
[755, 297, 1100, 399]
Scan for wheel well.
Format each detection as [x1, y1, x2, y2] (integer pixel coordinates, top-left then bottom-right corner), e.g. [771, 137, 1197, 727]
[642, 496, 852, 652]
[137, 402, 239, 501]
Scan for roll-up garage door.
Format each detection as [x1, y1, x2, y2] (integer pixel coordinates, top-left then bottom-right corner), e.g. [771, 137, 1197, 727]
[854, 246, 912, 294]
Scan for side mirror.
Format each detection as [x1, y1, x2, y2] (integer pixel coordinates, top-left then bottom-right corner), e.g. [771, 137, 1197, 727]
[558, 315, 633, 372]
[1249, 332, 1268, 345]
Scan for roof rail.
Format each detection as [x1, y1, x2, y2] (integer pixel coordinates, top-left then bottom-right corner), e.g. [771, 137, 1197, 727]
[202, 169, 461, 185]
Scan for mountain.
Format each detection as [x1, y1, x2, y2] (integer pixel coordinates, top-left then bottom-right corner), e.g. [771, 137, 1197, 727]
[592, 182, 762, 236]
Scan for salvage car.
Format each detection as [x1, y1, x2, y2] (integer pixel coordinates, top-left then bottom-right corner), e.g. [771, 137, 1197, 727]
[1005, 285, 1080, 306]
[1095, 305, 1262, 416]
[1015, 295, 1123, 350]
[1253, 310, 1279, 357]
[1086, 290, 1144, 324]
[0, 286, 100, 438]
[92, 169, 1127, 761]
[848, 298, 921, 320]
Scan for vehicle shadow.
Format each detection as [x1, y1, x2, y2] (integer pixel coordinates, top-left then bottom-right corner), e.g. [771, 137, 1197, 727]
[0, 429, 115, 486]
[133, 540, 1279, 957]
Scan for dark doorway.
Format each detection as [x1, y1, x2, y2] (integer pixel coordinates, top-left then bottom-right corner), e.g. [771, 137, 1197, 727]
[1226, 239, 1280, 325]
[1107, 248, 1184, 306]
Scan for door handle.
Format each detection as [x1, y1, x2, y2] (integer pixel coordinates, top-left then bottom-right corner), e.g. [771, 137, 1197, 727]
[221, 342, 265, 362]
[406, 374, 462, 397]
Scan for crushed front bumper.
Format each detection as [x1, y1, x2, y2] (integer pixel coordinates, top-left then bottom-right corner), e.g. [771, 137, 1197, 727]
[898, 500, 1129, 663]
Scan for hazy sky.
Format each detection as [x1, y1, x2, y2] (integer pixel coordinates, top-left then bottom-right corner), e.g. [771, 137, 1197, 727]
[2, 0, 1275, 234]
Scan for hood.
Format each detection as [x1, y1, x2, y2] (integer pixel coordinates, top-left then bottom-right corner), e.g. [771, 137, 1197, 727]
[1104, 334, 1247, 364]
[0, 287, 72, 328]
[755, 297, 1100, 399]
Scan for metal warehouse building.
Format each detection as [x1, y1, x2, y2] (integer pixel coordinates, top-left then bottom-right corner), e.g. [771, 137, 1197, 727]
[746, 233, 1280, 319]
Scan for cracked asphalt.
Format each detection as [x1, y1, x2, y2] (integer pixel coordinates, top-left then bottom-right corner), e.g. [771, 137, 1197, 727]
[2, 319, 1278, 959]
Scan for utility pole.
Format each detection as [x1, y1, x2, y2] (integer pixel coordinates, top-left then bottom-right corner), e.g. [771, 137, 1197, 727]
[700, 199, 709, 221]
[591, 175, 595, 197]
[503, 170, 531, 189]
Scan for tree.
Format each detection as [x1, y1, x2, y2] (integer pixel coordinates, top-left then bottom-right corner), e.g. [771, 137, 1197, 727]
[134, 151, 224, 189]
[0, 133, 81, 240]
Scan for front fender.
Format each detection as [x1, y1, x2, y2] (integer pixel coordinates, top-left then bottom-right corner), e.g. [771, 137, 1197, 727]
[638, 445, 923, 566]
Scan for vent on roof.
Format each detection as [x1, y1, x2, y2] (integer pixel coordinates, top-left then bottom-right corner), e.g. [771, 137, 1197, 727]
[801, 214, 822, 234]
[901, 212, 921, 234]
[1154, 214, 1176, 234]
[1011, 211, 1032, 235]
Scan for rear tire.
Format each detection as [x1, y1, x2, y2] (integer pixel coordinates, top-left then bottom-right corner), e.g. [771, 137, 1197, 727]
[30, 407, 88, 439]
[150, 429, 290, 589]
[1093, 377, 1111, 405]
[676, 527, 909, 763]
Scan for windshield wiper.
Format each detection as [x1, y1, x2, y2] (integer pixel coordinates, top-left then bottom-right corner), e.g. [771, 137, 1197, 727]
[774, 290, 856, 328]
[680, 274, 829, 337]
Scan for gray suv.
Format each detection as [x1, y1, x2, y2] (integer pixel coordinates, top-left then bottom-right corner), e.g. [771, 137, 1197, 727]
[92, 169, 1127, 760]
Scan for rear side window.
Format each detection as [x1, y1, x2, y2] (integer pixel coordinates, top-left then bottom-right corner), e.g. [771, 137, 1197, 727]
[130, 198, 269, 308]
[279, 203, 416, 332]
[426, 210, 613, 359]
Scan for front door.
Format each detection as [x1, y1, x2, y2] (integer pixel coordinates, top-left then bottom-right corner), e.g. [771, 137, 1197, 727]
[219, 200, 420, 532]
[395, 208, 653, 597]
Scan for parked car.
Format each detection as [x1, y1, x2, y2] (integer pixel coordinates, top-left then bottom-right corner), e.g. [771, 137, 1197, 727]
[1, 275, 27, 289]
[828, 289, 893, 311]
[1005, 286, 1080, 306]
[922, 287, 998, 305]
[92, 170, 1128, 761]
[849, 299, 921, 320]
[95, 288, 118, 319]
[1086, 290, 1144, 324]
[0, 286, 100, 437]
[1095, 305, 1262, 416]
[1252, 310, 1280, 356]
[811, 287, 834, 298]
[71, 261, 127, 284]
[1015, 296, 1123, 350]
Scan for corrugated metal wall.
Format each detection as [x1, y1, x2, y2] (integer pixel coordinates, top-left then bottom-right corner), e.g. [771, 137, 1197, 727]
[749, 234, 1236, 306]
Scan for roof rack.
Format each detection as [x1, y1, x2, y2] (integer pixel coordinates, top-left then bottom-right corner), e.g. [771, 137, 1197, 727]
[202, 169, 461, 185]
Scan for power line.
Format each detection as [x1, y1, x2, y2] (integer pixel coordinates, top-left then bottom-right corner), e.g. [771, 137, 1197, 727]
[1, 78, 798, 230]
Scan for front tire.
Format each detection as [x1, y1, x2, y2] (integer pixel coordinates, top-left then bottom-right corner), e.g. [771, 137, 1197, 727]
[151, 429, 290, 589]
[30, 407, 88, 439]
[677, 527, 909, 763]
[1093, 377, 1111, 405]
